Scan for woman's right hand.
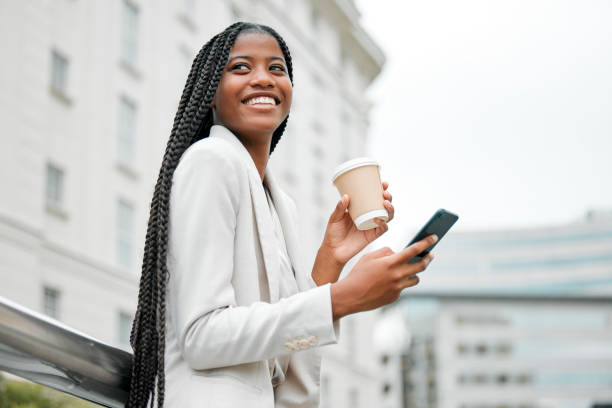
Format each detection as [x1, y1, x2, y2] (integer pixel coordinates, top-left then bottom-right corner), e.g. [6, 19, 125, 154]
[329, 234, 438, 320]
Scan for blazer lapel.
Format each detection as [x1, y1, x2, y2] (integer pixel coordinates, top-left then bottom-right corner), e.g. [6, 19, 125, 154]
[209, 126, 280, 302]
[264, 171, 314, 291]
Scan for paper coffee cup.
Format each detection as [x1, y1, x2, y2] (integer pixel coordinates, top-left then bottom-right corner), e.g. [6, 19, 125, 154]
[332, 157, 389, 230]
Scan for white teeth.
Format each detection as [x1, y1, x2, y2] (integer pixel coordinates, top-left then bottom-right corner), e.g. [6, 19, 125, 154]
[245, 96, 276, 105]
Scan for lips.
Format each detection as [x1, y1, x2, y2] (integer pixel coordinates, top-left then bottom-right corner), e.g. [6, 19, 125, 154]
[241, 93, 280, 105]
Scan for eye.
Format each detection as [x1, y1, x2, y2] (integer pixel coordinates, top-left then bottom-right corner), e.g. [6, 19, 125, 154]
[270, 64, 287, 73]
[230, 63, 250, 71]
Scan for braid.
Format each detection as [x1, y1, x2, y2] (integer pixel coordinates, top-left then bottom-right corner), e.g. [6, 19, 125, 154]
[260, 26, 294, 154]
[126, 22, 293, 408]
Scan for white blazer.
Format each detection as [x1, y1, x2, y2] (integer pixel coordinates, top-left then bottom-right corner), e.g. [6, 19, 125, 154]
[164, 125, 340, 408]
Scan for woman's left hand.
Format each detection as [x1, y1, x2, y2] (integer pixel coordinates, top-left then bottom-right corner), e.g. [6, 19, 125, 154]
[321, 181, 394, 266]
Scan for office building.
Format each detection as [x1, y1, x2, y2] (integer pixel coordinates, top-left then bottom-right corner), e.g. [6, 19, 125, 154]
[0, 0, 385, 405]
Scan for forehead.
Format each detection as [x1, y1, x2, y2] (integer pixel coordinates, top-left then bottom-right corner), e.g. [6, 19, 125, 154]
[229, 32, 284, 59]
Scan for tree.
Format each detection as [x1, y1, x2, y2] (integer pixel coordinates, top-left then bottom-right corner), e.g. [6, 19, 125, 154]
[0, 373, 97, 408]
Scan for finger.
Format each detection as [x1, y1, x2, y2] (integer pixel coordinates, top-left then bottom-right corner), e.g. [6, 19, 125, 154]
[392, 234, 438, 264]
[383, 190, 392, 202]
[382, 181, 389, 191]
[373, 218, 389, 235]
[369, 246, 394, 259]
[397, 253, 433, 279]
[384, 200, 394, 222]
[399, 275, 420, 290]
[329, 194, 349, 223]
[411, 253, 434, 273]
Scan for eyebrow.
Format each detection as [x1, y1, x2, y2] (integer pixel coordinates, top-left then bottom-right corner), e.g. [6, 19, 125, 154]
[228, 55, 285, 63]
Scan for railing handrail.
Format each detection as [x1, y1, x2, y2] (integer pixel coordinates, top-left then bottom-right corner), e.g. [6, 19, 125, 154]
[0, 295, 132, 407]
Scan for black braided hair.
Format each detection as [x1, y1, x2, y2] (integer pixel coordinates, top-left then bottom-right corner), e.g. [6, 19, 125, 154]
[126, 22, 293, 408]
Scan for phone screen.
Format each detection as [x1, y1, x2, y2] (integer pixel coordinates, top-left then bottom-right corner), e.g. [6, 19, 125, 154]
[405, 209, 459, 263]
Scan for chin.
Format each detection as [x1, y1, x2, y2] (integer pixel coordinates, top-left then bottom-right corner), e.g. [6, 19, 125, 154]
[244, 117, 285, 134]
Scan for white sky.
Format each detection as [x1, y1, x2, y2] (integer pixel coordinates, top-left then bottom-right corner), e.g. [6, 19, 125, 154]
[355, 0, 612, 240]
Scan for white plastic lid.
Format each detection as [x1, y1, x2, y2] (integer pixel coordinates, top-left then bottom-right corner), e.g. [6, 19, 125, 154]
[355, 209, 389, 230]
[331, 157, 380, 183]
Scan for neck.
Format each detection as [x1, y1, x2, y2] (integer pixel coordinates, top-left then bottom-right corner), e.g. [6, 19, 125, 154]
[237, 132, 272, 182]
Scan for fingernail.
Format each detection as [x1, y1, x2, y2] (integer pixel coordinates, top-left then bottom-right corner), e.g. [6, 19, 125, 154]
[432, 235, 438, 243]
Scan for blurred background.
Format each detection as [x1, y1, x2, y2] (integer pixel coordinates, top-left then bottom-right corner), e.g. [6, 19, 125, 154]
[0, 0, 611, 407]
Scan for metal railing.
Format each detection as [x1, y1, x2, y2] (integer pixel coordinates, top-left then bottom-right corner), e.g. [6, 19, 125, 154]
[0, 295, 131, 407]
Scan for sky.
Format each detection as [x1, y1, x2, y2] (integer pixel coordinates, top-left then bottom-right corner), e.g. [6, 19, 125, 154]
[354, 0, 612, 241]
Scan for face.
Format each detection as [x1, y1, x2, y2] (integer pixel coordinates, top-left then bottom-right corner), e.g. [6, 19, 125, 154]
[211, 32, 292, 144]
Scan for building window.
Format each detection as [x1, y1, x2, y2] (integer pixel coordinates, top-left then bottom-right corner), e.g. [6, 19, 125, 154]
[118, 96, 136, 167]
[43, 286, 60, 319]
[496, 343, 512, 355]
[177, 0, 197, 30]
[117, 200, 134, 269]
[51, 50, 68, 96]
[382, 382, 391, 394]
[496, 373, 509, 385]
[283, 171, 296, 186]
[476, 343, 488, 355]
[311, 121, 324, 136]
[457, 343, 468, 355]
[313, 170, 325, 210]
[310, 6, 321, 32]
[230, 5, 241, 21]
[45, 163, 65, 210]
[348, 388, 358, 408]
[312, 144, 324, 160]
[517, 373, 533, 384]
[178, 47, 192, 89]
[340, 111, 351, 162]
[118, 311, 133, 349]
[121, 1, 139, 68]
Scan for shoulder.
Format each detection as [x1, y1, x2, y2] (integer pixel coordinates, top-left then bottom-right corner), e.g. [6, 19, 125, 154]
[174, 136, 245, 182]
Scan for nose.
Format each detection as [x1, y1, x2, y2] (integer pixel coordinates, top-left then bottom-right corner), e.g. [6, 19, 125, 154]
[249, 67, 274, 88]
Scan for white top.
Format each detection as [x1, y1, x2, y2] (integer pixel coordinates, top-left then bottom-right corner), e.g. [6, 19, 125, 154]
[264, 183, 299, 387]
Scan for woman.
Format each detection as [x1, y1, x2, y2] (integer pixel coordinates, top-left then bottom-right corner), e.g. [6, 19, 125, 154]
[127, 22, 436, 408]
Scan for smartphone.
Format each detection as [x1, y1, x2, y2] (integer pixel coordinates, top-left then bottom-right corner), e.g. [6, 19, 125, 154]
[405, 209, 459, 263]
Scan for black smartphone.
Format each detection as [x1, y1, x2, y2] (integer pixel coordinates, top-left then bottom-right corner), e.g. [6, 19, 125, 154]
[405, 209, 459, 263]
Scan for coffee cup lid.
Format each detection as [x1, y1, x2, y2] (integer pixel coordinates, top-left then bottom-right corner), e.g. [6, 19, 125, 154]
[332, 157, 380, 183]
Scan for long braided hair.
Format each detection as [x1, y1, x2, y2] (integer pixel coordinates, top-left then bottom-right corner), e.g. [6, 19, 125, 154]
[127, 22, 294, 408]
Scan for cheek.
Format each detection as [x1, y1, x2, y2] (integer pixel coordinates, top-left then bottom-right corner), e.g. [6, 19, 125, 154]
[212, 85, 238, 118]
[281, 82, 293, 108]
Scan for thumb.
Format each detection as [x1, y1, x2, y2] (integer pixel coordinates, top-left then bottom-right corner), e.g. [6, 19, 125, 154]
[329, 194, 349, 223]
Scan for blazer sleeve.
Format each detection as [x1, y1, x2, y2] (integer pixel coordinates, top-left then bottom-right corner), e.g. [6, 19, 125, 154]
[168, 143, 339, 371]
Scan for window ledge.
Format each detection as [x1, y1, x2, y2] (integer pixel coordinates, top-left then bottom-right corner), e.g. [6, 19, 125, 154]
[177, 12, 198, 32]
[46, 203, 69, 220]
[116, 161, 140, 180]
[119, 59, 142, 80]
[50, 87, 73, 106]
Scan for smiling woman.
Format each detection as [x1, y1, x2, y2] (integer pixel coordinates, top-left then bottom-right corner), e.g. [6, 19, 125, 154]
[210, 32, 292, 177]
[127, 21, 435, 408]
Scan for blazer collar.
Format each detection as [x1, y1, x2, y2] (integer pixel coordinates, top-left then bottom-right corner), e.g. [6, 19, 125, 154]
[209, 126, 309, 299]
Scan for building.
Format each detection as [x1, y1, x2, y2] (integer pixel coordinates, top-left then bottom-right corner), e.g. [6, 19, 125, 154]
[377, 211, 612, 408]
[0, 0, 385, 406]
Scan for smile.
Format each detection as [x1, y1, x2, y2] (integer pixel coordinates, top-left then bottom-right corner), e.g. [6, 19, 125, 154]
[242, 95, 280, 105]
